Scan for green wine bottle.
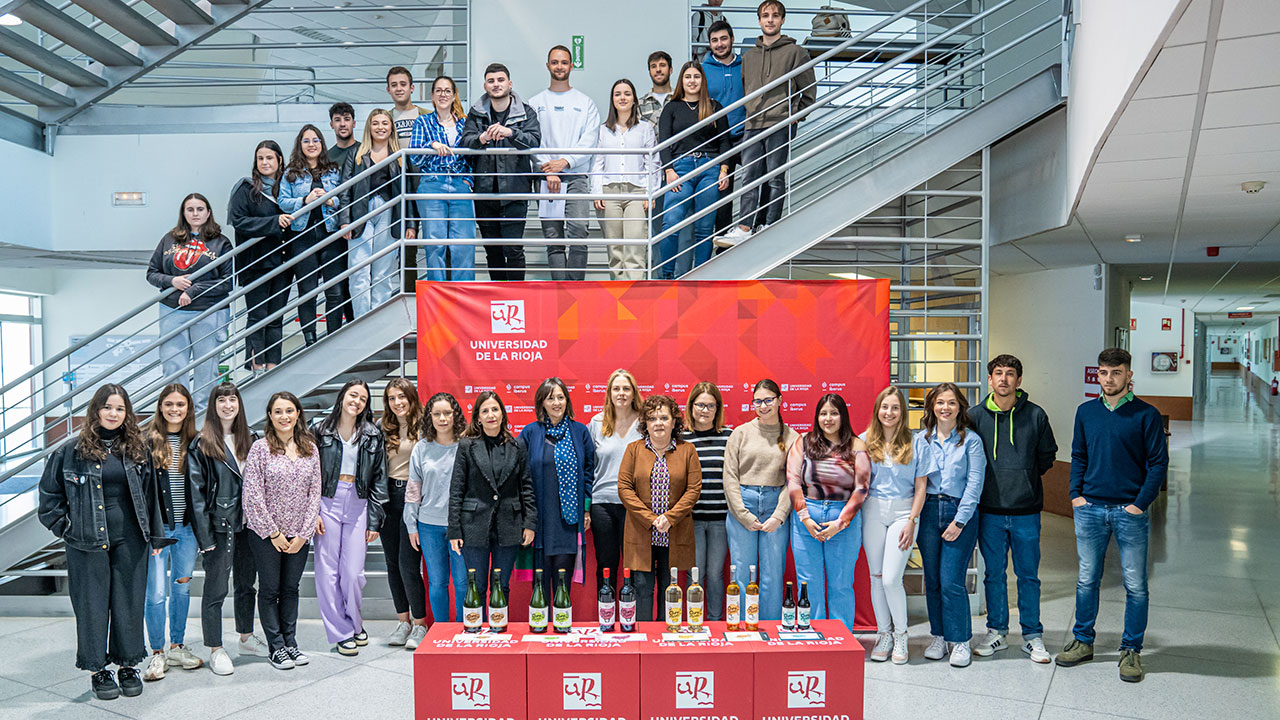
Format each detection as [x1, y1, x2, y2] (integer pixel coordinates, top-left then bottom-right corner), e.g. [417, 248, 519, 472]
[463, 568, 483, 633]
[553, 568, 573, 633]
[529, 569, 549, 633]
[488, 568, 508, 633]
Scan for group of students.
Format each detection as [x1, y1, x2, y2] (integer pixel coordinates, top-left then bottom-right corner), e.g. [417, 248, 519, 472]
[37, 345, 1169, 701]
[141, 1, 819, 397]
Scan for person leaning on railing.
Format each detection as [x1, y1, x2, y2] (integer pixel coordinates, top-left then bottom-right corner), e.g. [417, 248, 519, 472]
[227, 141, 292, 373]
[279, 125, 347, 345]
[145, 193, 232, 414]
[409, 75, 477, 282]
[592, 78, 657, 281]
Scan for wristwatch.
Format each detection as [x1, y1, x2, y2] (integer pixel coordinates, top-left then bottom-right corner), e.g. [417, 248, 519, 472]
[953, 521, 966, 529]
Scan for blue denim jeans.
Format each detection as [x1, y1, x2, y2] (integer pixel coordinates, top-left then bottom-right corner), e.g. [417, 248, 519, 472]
[693, 518, 729, 621]
[417, 176, 477, 282]
[1071, 502, 1150, 651]
[978, 512, 1043, 638]
[158, 305, 226, 416]
[658, 156, 720, 278]
[419, 522, 467, 623]
[146, 523, 198, 650]
[726, 485, 790, 620]
[790, 499, 862, 631]
[349, 194, 398, 317]
[917, 495, 979, 643]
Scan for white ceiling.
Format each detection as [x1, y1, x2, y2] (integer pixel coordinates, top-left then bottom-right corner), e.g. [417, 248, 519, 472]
[997, 0, 1280, 322]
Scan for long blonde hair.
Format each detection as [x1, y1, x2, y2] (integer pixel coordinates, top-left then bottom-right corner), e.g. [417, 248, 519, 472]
[601, 368, 644, 437]
[864, 385, 913, 465]
[357, 108, 403, 168]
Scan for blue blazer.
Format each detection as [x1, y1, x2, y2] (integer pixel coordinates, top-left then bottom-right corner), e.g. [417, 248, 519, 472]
[279, 168, 343, 232]
[518, 419, 597, 556]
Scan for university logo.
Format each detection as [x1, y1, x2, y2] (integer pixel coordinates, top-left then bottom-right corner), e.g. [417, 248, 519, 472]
[787, 670, 825, 708]
[563, 672, 602, 709]
[451, 672, 490, 710]
[490, 300, 525, 334]
[675, 671, 714, 708]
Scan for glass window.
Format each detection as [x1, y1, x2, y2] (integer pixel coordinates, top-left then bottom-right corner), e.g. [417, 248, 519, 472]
[0, 291, 42, 458]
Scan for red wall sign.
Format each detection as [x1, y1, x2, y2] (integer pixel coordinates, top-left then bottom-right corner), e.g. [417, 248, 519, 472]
[416, 280, 891, 432]
[1228, 312, 1253, 319]
[1161, 317, 1173, 331]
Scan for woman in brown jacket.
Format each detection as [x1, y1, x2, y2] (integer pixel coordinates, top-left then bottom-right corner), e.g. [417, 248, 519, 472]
[617, 395, 702, 621]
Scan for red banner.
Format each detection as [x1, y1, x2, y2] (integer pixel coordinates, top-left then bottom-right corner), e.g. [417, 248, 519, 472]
[415, 279, 890, 432]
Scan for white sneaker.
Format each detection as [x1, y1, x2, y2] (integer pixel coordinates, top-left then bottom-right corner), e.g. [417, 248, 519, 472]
[165, 643, 204, 669]
[209, 648, 234, 676]
[142, 651, 167, 681]
[1022, 637, 1052, 664]
[972, 630, 1007, 657]
[405, 624, 428, 650]
[714, 225, 752, 248]
[869, 632, 893, 662]
[238, 634, 270, 658]
[949, 641, 972, 667]
[924, 635, 949, 661]
[387, 621, 412, 646]
[892, 631, 909, 664]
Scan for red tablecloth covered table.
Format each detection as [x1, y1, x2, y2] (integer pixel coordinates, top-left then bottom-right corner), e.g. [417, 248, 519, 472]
[414, 620, 864, 720]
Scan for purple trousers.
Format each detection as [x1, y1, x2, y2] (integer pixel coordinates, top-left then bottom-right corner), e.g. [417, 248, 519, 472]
[314, 481, 368, 644]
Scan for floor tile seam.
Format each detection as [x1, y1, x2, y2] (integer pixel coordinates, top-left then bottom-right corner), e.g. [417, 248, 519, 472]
[8, 686, 139, 720]
[1251, 580, 1280, 651]
[209, 661, 412, 719]
[865, 673, 1051, 705]
[1090, 596, 1272, 621]
[1039, 702, 1141, 720]
[0, 617, 66, 639]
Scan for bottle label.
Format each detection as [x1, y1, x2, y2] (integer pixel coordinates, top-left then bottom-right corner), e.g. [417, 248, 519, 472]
[687, 602, 704, 627]
[554, 608, 572, 627]
[529, 607, 548, 629]
[489, 605, 508, 629]
[463, 607, 483, 629]
[619, 600, 637, 626]
[666, 601, 682, 627]
[598, 601, 616, 627]
[745, 596, 760, 625]
[797, 607, 811, 629]
[781, 607, 796, 628]
[725, 600, 741, 625]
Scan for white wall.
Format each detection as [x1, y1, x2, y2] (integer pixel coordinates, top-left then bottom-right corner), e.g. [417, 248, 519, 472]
[1243, 318, 1280, 385]
[1129, 300, 1192, 397]
[990, 264, 1107, 462]
[0, 141, 54, 250]
[1208, 331, 1246, 364]
[470, 0, 687, 115]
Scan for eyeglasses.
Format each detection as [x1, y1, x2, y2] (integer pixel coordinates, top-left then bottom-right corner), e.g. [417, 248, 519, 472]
[751, 396, 779, 408]
[433, 88, 454, 95]
[692, 402, 717, 412]
[301, 138, 323, 145]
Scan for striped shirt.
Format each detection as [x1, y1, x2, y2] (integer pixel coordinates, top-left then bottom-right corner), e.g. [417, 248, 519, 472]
[686, 428, 732, 521]
[167, 432, 186, 525]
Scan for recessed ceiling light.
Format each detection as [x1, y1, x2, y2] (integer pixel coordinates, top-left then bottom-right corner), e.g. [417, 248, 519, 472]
[1236, 306, 1255, 311]
[0, 13, 22, 26]
[1139, 275, 1154, 281]
[1125, 234, 1143, 243]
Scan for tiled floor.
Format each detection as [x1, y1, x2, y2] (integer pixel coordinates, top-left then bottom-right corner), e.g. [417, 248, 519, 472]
[2, 373, 1277, 719]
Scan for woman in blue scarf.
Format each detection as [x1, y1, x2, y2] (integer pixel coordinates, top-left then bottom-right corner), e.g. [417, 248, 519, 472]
[518, 377, 598, 597]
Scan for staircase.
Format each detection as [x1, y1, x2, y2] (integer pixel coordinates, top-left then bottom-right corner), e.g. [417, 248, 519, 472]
[0, 0, 1070, 614]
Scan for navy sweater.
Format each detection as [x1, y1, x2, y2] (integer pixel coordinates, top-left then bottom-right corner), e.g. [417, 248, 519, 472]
[1069, 396, 1168, 510]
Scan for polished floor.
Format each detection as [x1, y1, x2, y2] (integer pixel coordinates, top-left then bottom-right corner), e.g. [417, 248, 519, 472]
[1, 373, 1277, 719]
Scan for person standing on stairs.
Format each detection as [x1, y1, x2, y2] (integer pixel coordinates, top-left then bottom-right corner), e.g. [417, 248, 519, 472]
[379, 378, 430, 648]
[228, 141, 292, 374]
[279, 125, 347, 344]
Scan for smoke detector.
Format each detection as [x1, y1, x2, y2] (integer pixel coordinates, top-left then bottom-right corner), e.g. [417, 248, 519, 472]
[1242, 180, 1266, 194]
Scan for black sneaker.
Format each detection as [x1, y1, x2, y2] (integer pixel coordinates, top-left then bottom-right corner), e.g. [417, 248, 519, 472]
[91, 670, 120, 700]
[353, 630, 369, 646]
[285, 646, 310, 666]
[117, 667, 143, 697]
[269, 648, 295, 670]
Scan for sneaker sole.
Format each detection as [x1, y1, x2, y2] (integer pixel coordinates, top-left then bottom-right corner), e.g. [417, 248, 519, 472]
[1022, 648, 1052, 664]
[93, 688, 121, 701]
[1120, 672, 1144, 683]
[336, 647, 359, 656]
[120, 684, 142, 698]
[210, 667, 234, 676]
[1055, 654, 1093, 667]
[388, 639, 407, 646]
[291, 657, 310, 666]
[949, 659, 971, 668]
[270, 663, 294, 670]
[892, 655, 908, 665]
[869, 653, 890, 663]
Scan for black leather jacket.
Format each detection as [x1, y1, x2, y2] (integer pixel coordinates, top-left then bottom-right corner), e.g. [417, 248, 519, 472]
[313, 420, 389, 529]
[187, 431, 259, 549]
[37, 443, 173, 552]
[448, 435, 537, 547]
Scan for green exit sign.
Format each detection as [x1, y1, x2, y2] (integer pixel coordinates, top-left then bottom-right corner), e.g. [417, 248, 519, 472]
[571, 35, 585, 69]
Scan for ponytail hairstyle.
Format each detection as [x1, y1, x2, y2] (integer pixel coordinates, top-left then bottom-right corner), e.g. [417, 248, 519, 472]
[802, 393, 856, 462]
[381, 377, 423, 453]
[198, 382, 253, 465]
[864, 385, 913, 465]
[922, 382, 971, 444]
[146, 383, 198, 472]
[78, 383, 148, 464]
[752, 378, 788, 453]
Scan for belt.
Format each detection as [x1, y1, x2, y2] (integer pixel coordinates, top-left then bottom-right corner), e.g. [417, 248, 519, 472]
[926, 493, 959, 502]
[392, 478, 408, 488]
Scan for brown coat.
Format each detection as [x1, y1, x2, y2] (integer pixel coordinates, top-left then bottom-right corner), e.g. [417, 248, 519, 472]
[617, 438, 702, 572]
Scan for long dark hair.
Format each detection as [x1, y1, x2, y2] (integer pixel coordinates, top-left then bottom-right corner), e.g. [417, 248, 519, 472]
[423, 392, 466, 442]
[285, 123, 338, 182]
[803, 393, 856, 463]
[534, 377, 575, 424]
[753, 378, 788, 453]
[146, 383, 198, 471]
[170, 193, 223, 244]
[264, 391, 315, 456]
[198, 382, 253, 465]
[605, 78, 640, 132]
[466, 391, 513, 442]
[251, 140, 284, 199]
[671, 61, 715, 121]
[382, 377, 423, 452]
[316, 379, 377, 437]
[922, 382, 971, 443]
[77, 383, 147, 464]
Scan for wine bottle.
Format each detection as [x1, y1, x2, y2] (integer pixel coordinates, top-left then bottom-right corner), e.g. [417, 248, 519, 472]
[745, 564, 760, 631]
[797, 581, 812, 631]
[686, 566, 705, 631]
[488, 568, 508, 633]
[598, 567, 617, 632]
[529, 569, 549, 633]
[553, 568, 573, 633]
[781, 581, 796, 631]
[463, 568, 483, 633]
[619, 568, 637, 632]
[725, 564, 742, 631]
[664, 567, 683, 632]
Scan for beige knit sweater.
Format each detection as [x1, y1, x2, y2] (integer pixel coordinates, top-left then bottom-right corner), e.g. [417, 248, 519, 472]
[722, 418, 799, 528]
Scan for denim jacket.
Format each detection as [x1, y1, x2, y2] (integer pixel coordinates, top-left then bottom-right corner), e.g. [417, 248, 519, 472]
[279, 168, 343, 232]
[37, 443, 173, 552]
[408, 110, 473, 186]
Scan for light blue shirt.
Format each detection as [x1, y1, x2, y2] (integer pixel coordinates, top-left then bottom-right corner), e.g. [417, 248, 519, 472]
[920, 427, 986, 525]
[869, 433, 931, 500]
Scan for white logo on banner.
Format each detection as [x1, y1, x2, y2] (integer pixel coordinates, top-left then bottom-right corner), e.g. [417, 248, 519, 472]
[563, 672, 603, 709]
[451, 672, 490, 710]
[675, 671, 714, 708]
[787, 670, 826, 708]
[490, 300, 526, 334]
